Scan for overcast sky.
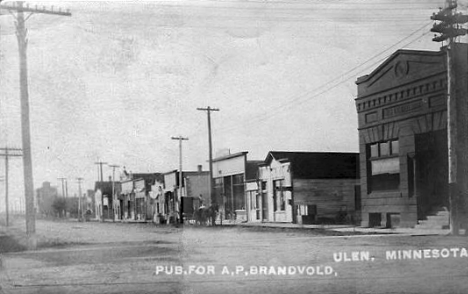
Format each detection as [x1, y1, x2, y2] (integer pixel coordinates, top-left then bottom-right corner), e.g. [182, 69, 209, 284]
[0, 0, 464, 206]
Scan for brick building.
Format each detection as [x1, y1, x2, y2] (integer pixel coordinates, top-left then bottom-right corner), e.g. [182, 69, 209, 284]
[355, 44, 468, 228]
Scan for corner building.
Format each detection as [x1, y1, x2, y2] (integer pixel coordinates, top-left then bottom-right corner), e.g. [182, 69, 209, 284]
[355, 44, 468, 228]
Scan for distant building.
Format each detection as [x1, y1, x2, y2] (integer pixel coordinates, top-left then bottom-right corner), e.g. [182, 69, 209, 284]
[355, 44, 468, 228]
[117, 173, 163, 221]
[95, 180, 121, 221]
[162, 167, 209, 223]
[36, 181, 58, 216]
[257, 152, 359, 224]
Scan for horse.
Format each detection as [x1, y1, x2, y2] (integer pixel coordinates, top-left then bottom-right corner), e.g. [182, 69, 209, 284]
[193, 204, 218, 226]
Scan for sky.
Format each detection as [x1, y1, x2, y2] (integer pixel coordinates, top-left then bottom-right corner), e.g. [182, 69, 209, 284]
[0, 0, 464, 208]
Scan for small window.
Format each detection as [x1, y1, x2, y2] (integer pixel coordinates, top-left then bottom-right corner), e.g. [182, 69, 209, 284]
[370, 144, 379, 158]
[391, 140, 399, 155]
[233, 174, 244, 184]
[380, 142, 390, 156]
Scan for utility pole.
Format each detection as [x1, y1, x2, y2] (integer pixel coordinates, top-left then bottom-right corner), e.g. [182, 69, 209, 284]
[171, 136, 188, 223]
[95, 161, 107, 182]
[65, 179, 68, 198]
[0, 1, 71, 250]
[77, 177, 83, 221]
[57, 177, 67, 217]
[0, 147, 22, 227]
[95, 161, 107, 221]
[431, 0, 468, 235]
[57, 177, 67, 198]
[108, 164, 119, 222]
[197, 107, 219, 207]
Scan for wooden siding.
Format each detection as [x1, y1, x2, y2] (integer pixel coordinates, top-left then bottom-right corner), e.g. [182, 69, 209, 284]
[293, 179, 357, 218]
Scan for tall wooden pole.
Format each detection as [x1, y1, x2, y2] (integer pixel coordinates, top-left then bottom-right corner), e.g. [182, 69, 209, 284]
[15, 1, 36, 249]
[95, 161, 107, 221]
[77, 178, 83, 221]
[197, 107, 219, 207]
[171, 136, 188, 223]
[5, 149, 9, 226]
[1, 1, 71, 249]
[447, 38, 460, 235]
[109, 164, 120, 222]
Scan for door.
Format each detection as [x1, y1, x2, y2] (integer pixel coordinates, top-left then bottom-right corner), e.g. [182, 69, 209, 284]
[256, 194, 261, 220]
[261, 190, 268, 220]
[415, 130, 448, 220]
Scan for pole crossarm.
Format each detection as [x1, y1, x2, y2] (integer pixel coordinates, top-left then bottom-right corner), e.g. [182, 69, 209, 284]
[0, 153, 22, 157]
[0, 3, 72, 16]
[196, 107, 220, 112]
[94, 161, 108, 182]
[0, 147, 23, 157]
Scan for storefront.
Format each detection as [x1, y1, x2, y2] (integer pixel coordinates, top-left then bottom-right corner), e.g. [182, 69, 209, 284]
[212, 151, 262, 222]
[121, 180, 135, 220]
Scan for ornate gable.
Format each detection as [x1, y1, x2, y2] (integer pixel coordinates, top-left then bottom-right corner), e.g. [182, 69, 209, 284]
[356, 49, 446, 98]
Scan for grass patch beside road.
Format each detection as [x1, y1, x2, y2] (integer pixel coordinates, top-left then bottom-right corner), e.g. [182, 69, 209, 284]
[0, 235, 26, 253]
[0, 225, 89, 252]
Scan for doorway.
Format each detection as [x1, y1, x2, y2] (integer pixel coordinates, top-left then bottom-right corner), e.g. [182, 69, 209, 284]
[415, 129, 448, 220]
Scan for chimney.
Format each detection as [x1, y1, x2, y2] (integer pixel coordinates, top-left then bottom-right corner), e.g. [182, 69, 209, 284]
[109, 176, 112, 182]
[197, 165, 203, 172]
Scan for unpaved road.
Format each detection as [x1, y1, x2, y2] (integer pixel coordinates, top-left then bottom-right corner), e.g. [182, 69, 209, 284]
[1, 219, 468, 294]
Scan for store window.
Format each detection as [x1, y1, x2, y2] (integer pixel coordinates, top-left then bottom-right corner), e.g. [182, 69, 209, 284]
[274, 180, 285, 211]
[368, 139, 400, 192]
[232, 174, 245, 210]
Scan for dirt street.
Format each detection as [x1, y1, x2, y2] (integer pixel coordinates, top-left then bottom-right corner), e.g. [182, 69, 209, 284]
[1, 219, 468, 294]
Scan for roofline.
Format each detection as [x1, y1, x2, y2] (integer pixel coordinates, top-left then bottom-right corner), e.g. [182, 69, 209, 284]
[162, 169, 209, 175]
[355, 48, 444, 85]
[265, 151, 359, 165]
[212, 151, 248, 162]
[162, 169, 179, 175]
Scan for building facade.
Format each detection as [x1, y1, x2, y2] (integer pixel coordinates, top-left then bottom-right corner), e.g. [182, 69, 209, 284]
[212, 151, 262, 222]
[257, 152, 359, 224]
[95, 181, 121, 221]
[116, 173, 162, 221]
[36, 181, 58, 216]
[355, 45, 468, 228]
[162, 167, 209, 223]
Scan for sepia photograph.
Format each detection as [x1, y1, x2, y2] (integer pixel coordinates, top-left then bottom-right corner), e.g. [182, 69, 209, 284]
[1, 0, 468, 293]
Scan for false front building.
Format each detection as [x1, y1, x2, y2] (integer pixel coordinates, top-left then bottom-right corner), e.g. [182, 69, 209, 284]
[355, 44, 468, 228]
[257, 151, 359, 224]
[212, 151, 262, 222]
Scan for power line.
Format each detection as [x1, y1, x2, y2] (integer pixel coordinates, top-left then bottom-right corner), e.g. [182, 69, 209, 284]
[208, 21, 433, 135]
[75, 0, 445, 12]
